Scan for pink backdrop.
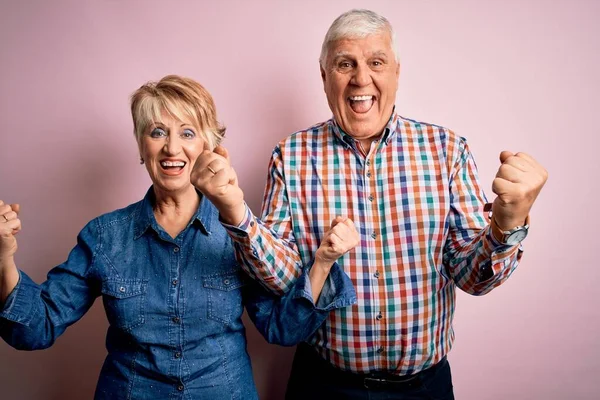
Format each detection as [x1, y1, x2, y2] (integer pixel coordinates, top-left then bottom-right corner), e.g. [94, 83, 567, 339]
[1, 1, 598, 399]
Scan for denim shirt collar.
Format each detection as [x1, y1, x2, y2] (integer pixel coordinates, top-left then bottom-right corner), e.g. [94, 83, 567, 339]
[133, 186, 212, 240]
[330, 107, 400, 149]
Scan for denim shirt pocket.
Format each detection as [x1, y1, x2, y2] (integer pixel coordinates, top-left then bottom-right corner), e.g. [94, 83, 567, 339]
[203, 271, 246, 327]
[101, 279, 147, 331]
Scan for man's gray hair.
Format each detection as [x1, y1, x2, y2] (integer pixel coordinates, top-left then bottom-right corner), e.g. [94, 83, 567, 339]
[319, 9, 398, 67]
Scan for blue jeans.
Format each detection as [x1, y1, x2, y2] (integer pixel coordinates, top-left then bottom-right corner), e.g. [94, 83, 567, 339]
[286, 343, 455, 400]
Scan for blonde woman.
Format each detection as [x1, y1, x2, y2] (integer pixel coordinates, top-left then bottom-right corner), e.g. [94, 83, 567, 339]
[0, 75, 357, 399]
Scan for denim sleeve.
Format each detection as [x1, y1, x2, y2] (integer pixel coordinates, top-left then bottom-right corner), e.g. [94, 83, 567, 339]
[0, 220, 100, 350]
[243, 261, 356, 346]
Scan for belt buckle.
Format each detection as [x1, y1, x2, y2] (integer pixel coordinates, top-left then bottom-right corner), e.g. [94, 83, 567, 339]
[363, 377, 386, 390]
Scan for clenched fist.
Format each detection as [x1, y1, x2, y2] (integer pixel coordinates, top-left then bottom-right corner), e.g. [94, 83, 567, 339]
[315, 217, 361, 268]
[0, 201, 21, 261]
[491, 151, 548, 230]
[190, 145, 246, 225]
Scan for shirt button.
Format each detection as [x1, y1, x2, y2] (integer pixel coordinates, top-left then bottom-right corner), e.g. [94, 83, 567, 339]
[371, 232, 377, 239]
[377, 346, 384, 354]
[250, 221, 255, 227]
[374, 271, 380, 278]
[376, 312, 383, 321]
[367, 172, 372, 178]
[172, 279, 178, 286]
[173, 247, 180, 253]
[177, 385, 184, 391]
[175, 352, 181, 358]
[366, 160, 371, 166]
[173, 317, 180, 324]
[368, 195, 374, 202]
[119, 286, 126, 293]
[223, 279, 230, 285]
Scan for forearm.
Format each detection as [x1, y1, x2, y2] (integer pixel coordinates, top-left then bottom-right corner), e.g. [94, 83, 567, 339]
[0, 257, 19, 305]
[308, 259, 332, 303]
[226, 206, 303, 294]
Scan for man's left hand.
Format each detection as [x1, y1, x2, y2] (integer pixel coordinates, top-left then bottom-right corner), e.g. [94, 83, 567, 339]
[491, 151, 548, 230]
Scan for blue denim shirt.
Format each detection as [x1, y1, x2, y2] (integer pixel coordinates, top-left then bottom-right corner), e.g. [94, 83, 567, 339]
[0, 188, 356, 400]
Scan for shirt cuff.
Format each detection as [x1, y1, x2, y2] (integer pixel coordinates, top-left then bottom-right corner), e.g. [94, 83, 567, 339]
[220, 203, 255, 238]
[293, 261, 357, 312]
[0, 271, 41, 326]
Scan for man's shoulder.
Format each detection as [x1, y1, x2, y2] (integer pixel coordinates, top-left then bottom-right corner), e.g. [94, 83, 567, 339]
[396, 115, 464, 145]
[277, 119, 333, 148]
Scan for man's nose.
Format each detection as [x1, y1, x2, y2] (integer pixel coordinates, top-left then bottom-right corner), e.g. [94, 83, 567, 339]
[351, 63, 372, 86]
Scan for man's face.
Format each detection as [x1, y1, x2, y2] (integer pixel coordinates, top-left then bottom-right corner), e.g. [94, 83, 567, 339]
[321, 32, 400, 142]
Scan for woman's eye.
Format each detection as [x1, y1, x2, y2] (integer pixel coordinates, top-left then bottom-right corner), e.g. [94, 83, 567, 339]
[182, 129, 195, 138]
[150, 128, 167, 137]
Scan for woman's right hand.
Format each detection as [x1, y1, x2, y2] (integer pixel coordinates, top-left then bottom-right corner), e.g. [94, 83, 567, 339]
[0, 201, 21, 261]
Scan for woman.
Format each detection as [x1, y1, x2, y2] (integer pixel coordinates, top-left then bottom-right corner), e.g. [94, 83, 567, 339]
[0, 75, 356, 399]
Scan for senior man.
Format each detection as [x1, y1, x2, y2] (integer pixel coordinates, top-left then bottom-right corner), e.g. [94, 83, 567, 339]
[194, 8, 547, 400]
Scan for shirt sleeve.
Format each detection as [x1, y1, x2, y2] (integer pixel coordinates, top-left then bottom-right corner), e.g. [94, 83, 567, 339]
[0, 220, 100, 350]
[243, 261, 357, 346]
[443, 138, 523, 295]
[222, 145, 303, 295]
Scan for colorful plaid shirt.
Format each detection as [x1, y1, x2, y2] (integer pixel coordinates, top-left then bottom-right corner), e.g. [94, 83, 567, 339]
[225, 112, 523, 375]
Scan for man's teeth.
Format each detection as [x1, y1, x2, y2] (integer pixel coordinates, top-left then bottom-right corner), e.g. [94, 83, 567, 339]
[349, 95, 373, 101]
[161, 161, 185, 167]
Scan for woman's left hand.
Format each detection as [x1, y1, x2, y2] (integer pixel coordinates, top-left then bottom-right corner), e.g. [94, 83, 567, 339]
[191, 145, 246, 225]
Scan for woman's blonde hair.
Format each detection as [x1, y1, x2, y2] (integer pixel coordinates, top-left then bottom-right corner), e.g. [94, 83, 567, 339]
[131, 75, 225, 150]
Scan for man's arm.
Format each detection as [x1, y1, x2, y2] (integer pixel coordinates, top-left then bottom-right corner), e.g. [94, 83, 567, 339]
[443, 138, 547, 295]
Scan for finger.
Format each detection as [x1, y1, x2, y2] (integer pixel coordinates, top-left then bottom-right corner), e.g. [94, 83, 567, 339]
[0, 218, 20, 235]
[1, 211, 18, 221]
[213, 145, 230, 161]
[503, 154, 533, 172]
[0, 200, 4, 207]
[496, 163, 525, 183]
[514, 152, 546, 176]
[10, 204, 20, 215]
[491, 177, 520, 197]
[0, 204, 12, 215]
[499, 151, 514, 164]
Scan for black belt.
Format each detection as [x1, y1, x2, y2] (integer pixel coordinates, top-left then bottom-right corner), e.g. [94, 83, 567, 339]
[297, 343, 446, 391]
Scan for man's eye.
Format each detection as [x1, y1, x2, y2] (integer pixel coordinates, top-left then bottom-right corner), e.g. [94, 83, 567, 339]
[339, 61, 352, 69]
[150, 128, 166, 137]
[182, 129, 195, 138]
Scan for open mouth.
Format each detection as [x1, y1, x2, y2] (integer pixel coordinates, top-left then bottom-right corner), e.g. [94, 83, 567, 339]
[348, 95, 375, 114]
[160, 160, 186, 175]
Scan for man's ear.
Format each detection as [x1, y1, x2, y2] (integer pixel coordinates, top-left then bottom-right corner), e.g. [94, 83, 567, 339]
[396, 60, 401, 78]
[320, 64, 326, 84]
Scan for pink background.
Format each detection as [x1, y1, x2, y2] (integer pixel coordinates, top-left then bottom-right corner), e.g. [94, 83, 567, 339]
[1, 0, 598, 399]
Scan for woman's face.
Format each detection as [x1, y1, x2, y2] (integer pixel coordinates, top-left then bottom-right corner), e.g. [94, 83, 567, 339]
[139, 112, 206, 195]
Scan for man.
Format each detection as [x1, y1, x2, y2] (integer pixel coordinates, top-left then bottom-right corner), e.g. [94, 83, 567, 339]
[193, 9, 547, 400]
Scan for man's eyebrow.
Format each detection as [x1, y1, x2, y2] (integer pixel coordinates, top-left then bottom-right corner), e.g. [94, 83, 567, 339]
[332, 51, 352, 60]
[369, 50, 389, 58]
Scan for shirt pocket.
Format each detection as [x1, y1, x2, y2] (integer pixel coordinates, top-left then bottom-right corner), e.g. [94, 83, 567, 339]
[101, 279, 147, 331]
[203, 271, 246, 327]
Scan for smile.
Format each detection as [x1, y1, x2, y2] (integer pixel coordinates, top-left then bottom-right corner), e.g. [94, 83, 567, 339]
[160, 160, 187, 176]
[348, 95, 375, 114]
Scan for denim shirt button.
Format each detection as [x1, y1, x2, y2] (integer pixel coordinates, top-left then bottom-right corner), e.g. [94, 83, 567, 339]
[177, 385, 184, 391]
[223, 279, 230, 285]
[175, 352, 181, 358]
[172, 279, 178, 286]
[119, 287, 126, 293]
[173, 317, 180, 324]
[173, 247, 180, 253]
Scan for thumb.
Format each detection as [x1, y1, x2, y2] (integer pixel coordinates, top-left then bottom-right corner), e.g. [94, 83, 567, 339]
[213, 145, 229, 161]
[11, 204, 20, 215]
[330, 216, 345, 229]
[499, 151, 514, 164]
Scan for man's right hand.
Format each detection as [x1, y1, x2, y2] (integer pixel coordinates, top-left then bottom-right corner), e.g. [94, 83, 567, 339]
[0, 201, 21, 261]
[314, 216, 360, 271]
